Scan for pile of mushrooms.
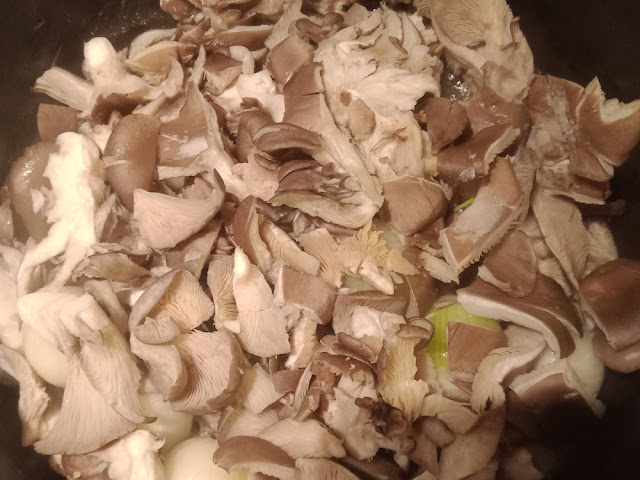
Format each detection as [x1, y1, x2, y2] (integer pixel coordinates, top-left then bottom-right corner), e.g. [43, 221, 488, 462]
[2, 0, 640, 479]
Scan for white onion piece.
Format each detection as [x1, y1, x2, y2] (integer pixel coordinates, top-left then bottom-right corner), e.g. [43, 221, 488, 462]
[165, 437, 240, 480]
[139, 393, 193, 452]
[21, 324, 70, 388]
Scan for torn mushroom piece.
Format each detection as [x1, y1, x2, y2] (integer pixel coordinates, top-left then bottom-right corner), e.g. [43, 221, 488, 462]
[440, 156, 524, 273]
[7, 142, 55, 242]
[458, 275, 581, 358]
[580, 259, 640, 351]
[428, 0, 534, 101]
[465, 86, 531, 135]
[415, 96, 469, 153]
[382, 176, 447, 235]
[232, 248, 290, 357]
[133, 172, 225, 250]
[478, 229, 538, 297]
[509, 358, 604, 416]
[436, 124, 519, 184]
[103, 114, 161, 211]
[274, 265, 337, 324]
[213, 436, 298, 480]
[438, 408, 505, 480]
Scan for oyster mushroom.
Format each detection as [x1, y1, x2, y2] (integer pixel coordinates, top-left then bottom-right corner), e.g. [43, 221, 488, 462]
[266, 34, 314, 85]
[170, 330, 247, 414]
[531, 190, 588, 288]
[427, 0, 533, 101]
[236, 363, 284, 415]
[232, 248, 290, 357]
[275, 265, 337, 324]
[37, 104, 79, 142]
[382, 177, 448, 235]
[458, 276, 579, 357]
[133, 172, 225, 250]
[213, 436, 298, 480]
[448, 321, 507, 375]
[509, 358, 604, 416]
[477, 230, 538, 297]
[16, 133, 107, 295]
[415, 97, 469, 153]
[592, 331, 640, 373]
[207, 254, 238, 331]
[295, 458, 359, 480]
[436, 124, 519, 183]
[7, 142, 55, 242]
[438, 408, 505, 480]
[440, 156, 524, 273]
[257, 419, 346, 459]
[35, 363, 136, 455]
[580, 259, 640, 350]
[466, 86, 530, 135]
[129, 269, 214, 333]
[103, 114, 161, 211]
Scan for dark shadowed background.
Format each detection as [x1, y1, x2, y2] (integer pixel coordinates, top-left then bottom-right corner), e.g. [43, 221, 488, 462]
[0, 1, 638, 479]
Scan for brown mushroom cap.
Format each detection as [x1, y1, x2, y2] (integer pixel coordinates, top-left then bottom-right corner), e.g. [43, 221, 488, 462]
[37, 104, 79, 142]
[437, 124, 519, 183]
[592, 330, 640, 373]
[275, 265, 337, 324]
[283, 61, 325, 96]
[440, 156, 524, 273]
[466, 87, 530, 135]
[7, 142, 55, 241]
[448, 322, 507, 374]
[415, 96, 469, 153]
[478, 230, 538, 297]
[580, 259, 640, 350]
[382, 176, 447, 235]
[266, 34, 314, 85]
[458, 276, 578, 357]
[104, 114, 161, 211]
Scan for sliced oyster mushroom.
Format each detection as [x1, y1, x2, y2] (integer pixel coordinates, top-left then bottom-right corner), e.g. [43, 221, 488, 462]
[415, 96, 469, 153]
[37, 104, 79, 142]
[7, 142, 55, 242]
[171, 330, 246, 414]
[382, 177, 448, 235]
[133, 172, 225, 250]
[129, 269, 214, 333]
[236, 363, 284, 415]
[232, 248, 290, 357]
[257, 419, 346, 459]
[440, 156, 524, 273]
[212, 436, 297, 480]
[207, 254, 238, 331]
[103, 114, 161, 211]
[437, 124, 519, 183]
[266, 34, 314, 85]
[458, 276, 579, 357]
[275, 265, 337, 324]
[580, 259, 640, 350]
[439, 408, 505, 480]
[592, 331, 640, 373]
[478, 230, 538, 297]
[35, 363, 136, 455]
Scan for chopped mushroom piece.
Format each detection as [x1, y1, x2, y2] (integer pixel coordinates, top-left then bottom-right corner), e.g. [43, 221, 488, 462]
[478, 230, 538, 297]
[103, 114, 161, 211]
[440, 156, 524, 273]
[275, 265, 337, 324]
[580, 259, 640, 350]
[458, 276, 579, 357]
[213, 436, 298, 480]
[415, 97, 469, 153]
[382, 177, 448, 235]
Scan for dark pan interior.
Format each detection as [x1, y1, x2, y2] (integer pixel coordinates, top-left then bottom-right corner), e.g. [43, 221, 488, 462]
[0, 1, 639, 479]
